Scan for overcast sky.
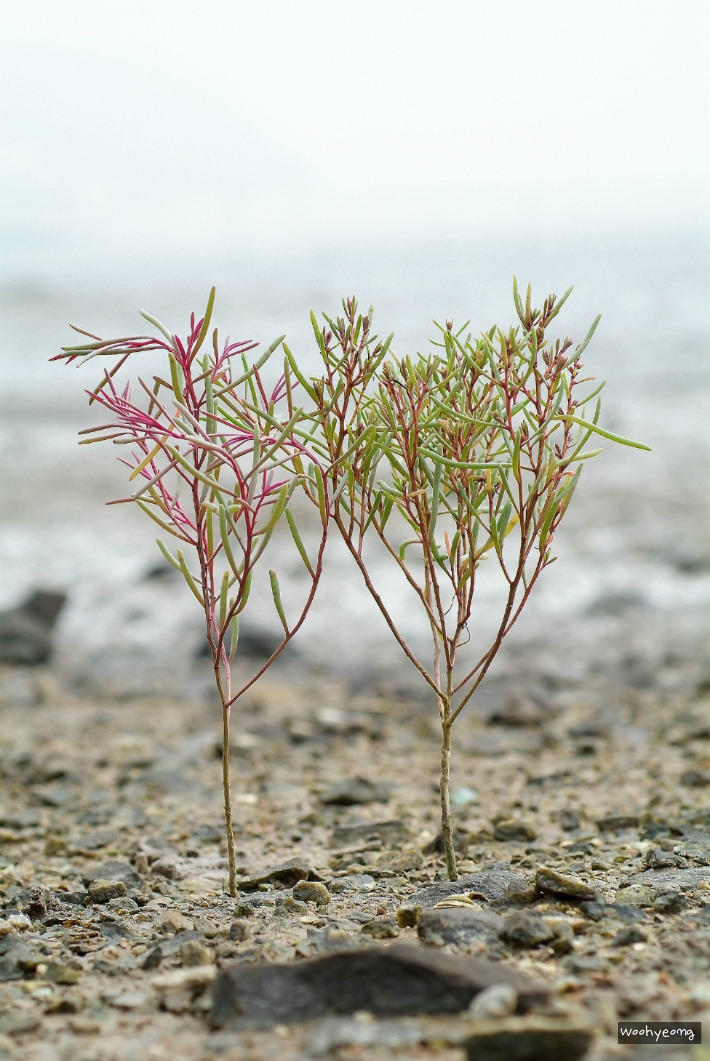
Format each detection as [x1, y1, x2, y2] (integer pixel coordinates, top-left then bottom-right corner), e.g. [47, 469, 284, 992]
[1, 0, 708, 272]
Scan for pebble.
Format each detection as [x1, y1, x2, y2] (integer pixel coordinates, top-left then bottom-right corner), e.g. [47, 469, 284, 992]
[360, 917, 399, 939]
[404, 868, 530, 914]
[238, 858, 324, 891]
[229, 920, 251, 941]
[468, 983, 518, 1019]
[86, 879, 127, 903]
[331, 820, 410, 846]
[493, 820, 537, 843]
[320, 776, 390, 805]
[612, 925, 647, 947]
[44, 961, 80, 984]
[329, 874, 377, 894]
[180, 940, 213, 966]
[500, 910, 555, 947]
[418, 908, 504, 945]
[534, 867, 597, 900]
[82, 860, 144, 891]
[292, 881, 330, 906]
[159, 910, 194, 934]
[462, 1017, 594, 1061]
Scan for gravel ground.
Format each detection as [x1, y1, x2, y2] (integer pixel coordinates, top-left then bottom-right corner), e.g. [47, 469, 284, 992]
[2, 594, 710, 1061]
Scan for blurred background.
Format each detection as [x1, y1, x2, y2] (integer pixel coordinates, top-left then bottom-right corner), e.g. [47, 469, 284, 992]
[1, 0, 708, 698]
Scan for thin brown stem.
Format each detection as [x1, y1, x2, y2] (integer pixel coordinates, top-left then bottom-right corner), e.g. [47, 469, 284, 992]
[440, 705, 457, 880]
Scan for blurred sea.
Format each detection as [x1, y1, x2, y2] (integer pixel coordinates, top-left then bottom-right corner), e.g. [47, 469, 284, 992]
[1, 232, 709, 693]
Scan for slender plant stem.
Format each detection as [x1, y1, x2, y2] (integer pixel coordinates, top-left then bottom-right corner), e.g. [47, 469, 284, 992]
[440, 710, 457, 880]
[219, 684, 237, 897]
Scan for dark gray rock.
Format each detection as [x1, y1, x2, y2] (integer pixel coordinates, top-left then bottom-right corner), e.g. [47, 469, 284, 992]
[653, 891, 687, 913]
[405, 868, 531, 914]
[500, 911, 555, 947]
[462, 1018, 594, 1061]
[238, 858, 324, 891]
[0, 590, 66, 665]
[210, 943, 549, 1029]
[418, 908, 504, 945]
[634, 866, 710, 890]
[595, 814, 640, 832]
[0, 935, 45, 981]
[493, 820, 537, 843]
[331, 820, 410, 847]
[612, 925, 647, 947]
[320, 777, 390, 805]
[680, 769, 710, 788]
[82, 861, 143, 891]
[644, 848, 687, 870]
[580, 901, 647, 924]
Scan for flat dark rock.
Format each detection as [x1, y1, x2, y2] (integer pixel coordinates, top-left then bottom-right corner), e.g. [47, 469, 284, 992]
[320, 777, 390, 805]
[238, 858, 324, 891]
[81, 861, 143, 891]
[331, 820, 410, 847]
[580, 901, 647, 924]
[0, 591, 66, 665]
[462, 1018, 594, 1061]
[405, 868, 530, 912]
[418, 908, 505, 944]
[210, 943, 549, 1029]
[634, 866, 710, 888]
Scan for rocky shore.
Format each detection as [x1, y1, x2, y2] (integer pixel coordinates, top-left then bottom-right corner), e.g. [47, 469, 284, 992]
[1, 577, 710, 1061]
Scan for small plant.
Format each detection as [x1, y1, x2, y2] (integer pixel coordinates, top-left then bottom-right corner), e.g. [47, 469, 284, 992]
[301, 282, 649, 879]
[53, 289, 328, 896]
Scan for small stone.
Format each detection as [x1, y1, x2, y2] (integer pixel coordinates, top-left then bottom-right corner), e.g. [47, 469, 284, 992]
[493, 820, 537, 843]
[151, 857, 185, 879]
[238, 858, 323, 891]
[152, 966, 217, 1013]
[462, 1018, 594, 1061]
[142, 946, 163, 970]
[105, 989, 152, 1010]
[680, 769, 710, 787]
[292, 881, 330, 906]
[44, 962, 80, 984]
[82, 860, 143, 891]
[405, 868, 530, 914]
[331, 820, 410, 847]
[86, 879, 127, 904]
[360, 918, 399, 939]
[181, 940, 213, 966]
[612, 925, 647, 947]
[500, 910, 555, 947]
[614, 884, 654, 907]
[595, 814, 640, 832]
[418, 908, 504, 945]
[397, 904, 421, 928]
[320, 776, 390, 805]
[535, 867, 597, 900]
[653, 891, 686, 913]
[468, 983, 518, 1019]
[229, 920, 251, 941]
[330, 874, 377, 894]
[580, 901, 647, 924]
[644, 848, 687, 869]
[370, 849, 423, 875]
[159, 909, 194, 934]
